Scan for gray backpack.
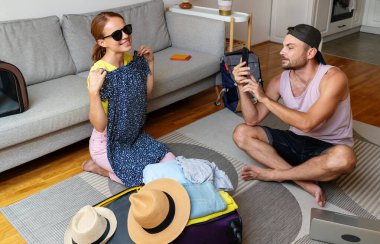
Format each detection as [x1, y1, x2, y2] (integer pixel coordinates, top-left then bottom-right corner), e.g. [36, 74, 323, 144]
[216, 47, 263, 112]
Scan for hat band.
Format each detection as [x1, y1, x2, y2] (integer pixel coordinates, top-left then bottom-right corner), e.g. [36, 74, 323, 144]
[72, 218, 110, 244]
[143, 192, 175, 234]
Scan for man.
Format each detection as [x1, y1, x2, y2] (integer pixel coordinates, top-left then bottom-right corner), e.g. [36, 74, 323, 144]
[232, 24, 357, 207]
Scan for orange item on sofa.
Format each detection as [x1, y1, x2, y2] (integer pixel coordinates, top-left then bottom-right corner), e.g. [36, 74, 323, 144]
[170, 54, 192, 61]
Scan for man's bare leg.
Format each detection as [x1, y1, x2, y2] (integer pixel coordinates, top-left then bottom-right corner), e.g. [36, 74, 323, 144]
[233, 124, 328, 207]
[240, 144, 356, 182]
[241, 165, 326, 206]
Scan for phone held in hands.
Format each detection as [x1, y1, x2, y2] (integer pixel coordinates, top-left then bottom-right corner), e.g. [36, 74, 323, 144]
[240, 47, 263, 87]
[241, 47, 249, 70]
[241, 47, 259, 102]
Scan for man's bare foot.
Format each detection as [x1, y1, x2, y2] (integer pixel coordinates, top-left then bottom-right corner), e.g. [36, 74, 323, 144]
[241, 165, 326, 207]
[298, 181, 326, 207]
[240, 165, 274, 181]
[81, 159, 109, 177]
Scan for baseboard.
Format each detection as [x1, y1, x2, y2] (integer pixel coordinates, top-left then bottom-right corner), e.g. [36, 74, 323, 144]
[360, 25, 380, 35]
[323, 27, 361, 42]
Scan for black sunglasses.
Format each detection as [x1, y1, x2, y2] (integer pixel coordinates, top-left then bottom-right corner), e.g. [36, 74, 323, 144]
[103, 24, 132, 41]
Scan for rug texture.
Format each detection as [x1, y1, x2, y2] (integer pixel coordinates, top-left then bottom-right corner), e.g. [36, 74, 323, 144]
[1, 109, 380, 244]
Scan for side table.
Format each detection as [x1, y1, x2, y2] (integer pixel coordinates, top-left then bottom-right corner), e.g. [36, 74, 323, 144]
[169, 5, 252, 51]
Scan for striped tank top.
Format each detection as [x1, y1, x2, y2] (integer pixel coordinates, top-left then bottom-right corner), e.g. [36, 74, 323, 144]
[280, 64, 353, 147]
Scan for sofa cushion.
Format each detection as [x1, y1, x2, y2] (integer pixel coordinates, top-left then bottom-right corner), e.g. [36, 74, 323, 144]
[0, 16, 76, 86]
[61, 14, 94, 74]
[152, 47, 220, 99]
[119, 0, 171, 53]
[62, 0, 171, 73]
[0, 75, 89, 150]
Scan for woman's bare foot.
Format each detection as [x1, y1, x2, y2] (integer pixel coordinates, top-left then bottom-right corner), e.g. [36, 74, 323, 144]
[81, 159, 109, 177]
[241, 165, 326, 207]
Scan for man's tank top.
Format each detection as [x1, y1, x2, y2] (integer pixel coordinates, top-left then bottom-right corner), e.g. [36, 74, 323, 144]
[279, 64, 353, 147]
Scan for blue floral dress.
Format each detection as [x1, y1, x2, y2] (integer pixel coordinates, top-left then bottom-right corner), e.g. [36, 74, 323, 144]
[100, 52, 169, 188]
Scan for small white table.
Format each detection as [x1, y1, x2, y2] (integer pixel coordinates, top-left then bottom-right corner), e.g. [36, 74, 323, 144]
[169, 5, 252, 51]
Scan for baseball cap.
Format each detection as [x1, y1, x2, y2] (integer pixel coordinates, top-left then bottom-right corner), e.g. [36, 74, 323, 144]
[287, 24, 326, 64]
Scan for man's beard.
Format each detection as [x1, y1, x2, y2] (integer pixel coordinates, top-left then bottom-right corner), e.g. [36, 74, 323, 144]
[282, 58, 307, 70]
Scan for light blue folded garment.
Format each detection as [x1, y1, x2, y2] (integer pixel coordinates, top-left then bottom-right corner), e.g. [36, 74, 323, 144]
[183, 182, 227, 219]
[143, 160, 189, 184]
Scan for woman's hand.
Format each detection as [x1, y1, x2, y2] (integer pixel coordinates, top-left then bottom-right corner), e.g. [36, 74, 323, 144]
[88, 68, 107, 131]
[88, 68, 106, 95]
[138, 45, 154, 64]
[138, 45, 155, 97]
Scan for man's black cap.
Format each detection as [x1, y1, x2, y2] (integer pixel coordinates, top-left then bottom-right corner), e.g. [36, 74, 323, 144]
[287, 24, 326, 64]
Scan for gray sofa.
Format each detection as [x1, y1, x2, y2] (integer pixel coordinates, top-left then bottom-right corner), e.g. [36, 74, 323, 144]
[0, 0, 225, 173]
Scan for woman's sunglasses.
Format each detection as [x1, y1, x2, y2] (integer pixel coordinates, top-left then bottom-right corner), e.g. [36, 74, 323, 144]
[103, 24, 132, 41]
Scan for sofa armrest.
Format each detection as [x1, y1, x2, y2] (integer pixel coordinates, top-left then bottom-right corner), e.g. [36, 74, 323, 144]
[165, 12, 225, 57]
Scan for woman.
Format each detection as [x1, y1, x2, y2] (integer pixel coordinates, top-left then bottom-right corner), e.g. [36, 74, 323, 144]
[82, 12, 175, 186]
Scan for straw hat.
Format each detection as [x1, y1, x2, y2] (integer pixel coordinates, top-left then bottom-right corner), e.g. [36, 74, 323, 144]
[64, 205, 117, 244]
[128, 178, 191, 244]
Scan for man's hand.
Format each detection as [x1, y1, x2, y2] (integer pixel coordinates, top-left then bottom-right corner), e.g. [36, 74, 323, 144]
[232, 60, 266, 102]
[241, 74, 266, 102]
[88, 68, 106, 95]
[232, 60, 251, 87]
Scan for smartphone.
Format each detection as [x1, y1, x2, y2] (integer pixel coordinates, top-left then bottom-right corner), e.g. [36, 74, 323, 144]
[241, 47, 250, 82]
[241, 47, 257, 100]
[241, 47, 249, 68]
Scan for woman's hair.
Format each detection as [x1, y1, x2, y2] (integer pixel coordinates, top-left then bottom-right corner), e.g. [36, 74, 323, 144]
[91, 12, 124, 62]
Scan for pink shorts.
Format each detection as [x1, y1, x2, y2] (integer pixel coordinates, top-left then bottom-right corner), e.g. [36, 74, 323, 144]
[89, 128, 175, 184]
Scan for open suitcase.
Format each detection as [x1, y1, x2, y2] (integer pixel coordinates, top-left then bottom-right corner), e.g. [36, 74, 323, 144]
[95, 186, 242, 244]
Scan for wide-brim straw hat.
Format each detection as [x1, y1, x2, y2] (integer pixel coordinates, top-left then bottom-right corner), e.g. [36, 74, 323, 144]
[128, 178, 191, 244]
[64, 205, 117, 244]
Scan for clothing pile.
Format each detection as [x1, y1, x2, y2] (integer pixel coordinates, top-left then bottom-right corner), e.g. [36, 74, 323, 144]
[143, 156, 236, 223]
[65, 157, 241, 244]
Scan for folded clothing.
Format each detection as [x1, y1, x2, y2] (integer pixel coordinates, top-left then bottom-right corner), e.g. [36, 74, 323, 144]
[187, 190, 238, 226]
[176, 156, 234, 191]
[143, 159, 189, 184]
[183, 182, 226, 219]
[143, 160, 238, 223]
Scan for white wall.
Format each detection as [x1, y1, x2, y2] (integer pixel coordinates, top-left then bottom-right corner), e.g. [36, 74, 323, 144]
[192, 0, 272, 45]
[361, 0, 380, 34]
[0, 0, 181, 21]
[0, 0, 271, 44]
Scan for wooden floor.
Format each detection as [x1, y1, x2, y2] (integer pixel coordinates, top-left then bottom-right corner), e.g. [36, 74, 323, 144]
[1, 42, 380, 243]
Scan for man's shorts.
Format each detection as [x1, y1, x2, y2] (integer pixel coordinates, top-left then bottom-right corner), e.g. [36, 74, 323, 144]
[261, 126, 334, 166]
